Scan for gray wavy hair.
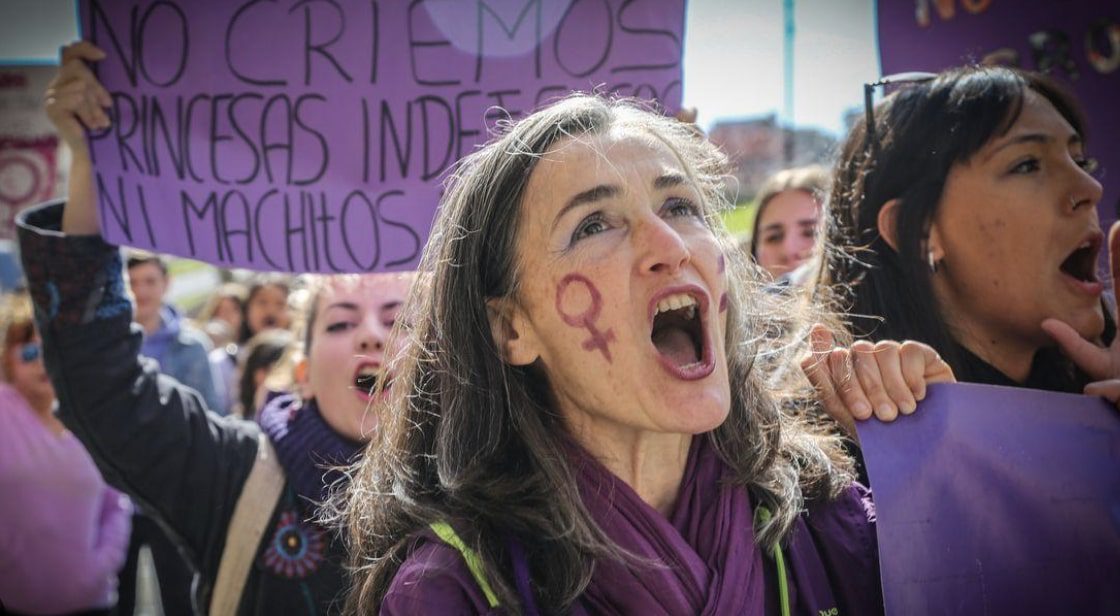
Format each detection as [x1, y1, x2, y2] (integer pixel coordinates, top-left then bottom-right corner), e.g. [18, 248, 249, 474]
[334, 94, 853, 613]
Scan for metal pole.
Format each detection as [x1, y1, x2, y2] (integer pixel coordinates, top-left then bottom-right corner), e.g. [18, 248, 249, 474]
[783, 0, 795, 165]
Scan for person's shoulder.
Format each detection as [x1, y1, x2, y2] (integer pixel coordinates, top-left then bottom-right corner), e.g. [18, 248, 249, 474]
[0, 384, 38, 434]
[175, 321, 214, 352]
[381, 536, 495, 615]
[0, 383, 27, 410]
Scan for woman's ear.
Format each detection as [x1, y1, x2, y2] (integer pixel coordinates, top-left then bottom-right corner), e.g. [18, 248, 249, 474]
[877, 198, 902, 252]
[486, 298, 540, 366]
[927, 221, 946, 267]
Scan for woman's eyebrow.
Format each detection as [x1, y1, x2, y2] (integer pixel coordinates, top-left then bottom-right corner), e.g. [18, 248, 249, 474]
[985, 131, 1082, 161]
[550, 173, 691, 231]
[552, 184, 620, 231]
[378, 301, 403, 313]
[324, 302, 360, 312]
[989, 133, 1051, 158]
[654, 173, 687, 190]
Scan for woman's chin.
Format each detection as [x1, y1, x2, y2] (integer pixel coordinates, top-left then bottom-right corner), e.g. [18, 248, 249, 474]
[1069, 306, 1107, 341]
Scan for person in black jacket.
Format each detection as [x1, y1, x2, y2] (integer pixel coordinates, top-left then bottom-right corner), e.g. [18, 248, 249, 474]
[20, 40, 415, 614]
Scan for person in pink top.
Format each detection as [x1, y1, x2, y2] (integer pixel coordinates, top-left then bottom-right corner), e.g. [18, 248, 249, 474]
[0, 294, 132, 615]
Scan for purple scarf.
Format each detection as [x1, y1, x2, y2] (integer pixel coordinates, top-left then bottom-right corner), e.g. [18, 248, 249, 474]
[573, 436, 766, 614]
[258, 394, 363, 504]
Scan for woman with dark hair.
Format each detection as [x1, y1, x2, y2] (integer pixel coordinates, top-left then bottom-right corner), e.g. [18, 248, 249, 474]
[818, 64, 1112, 413]
[338, 94, 952, 614]
[236, 328, 295, 419]
[238, 276, 292, 344]
[208, 277, 291, 416]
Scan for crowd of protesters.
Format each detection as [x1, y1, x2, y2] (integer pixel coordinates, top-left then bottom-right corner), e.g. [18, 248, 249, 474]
[0, 37, 1115, 616]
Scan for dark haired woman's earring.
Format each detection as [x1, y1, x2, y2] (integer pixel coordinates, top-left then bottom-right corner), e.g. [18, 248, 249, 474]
[928, 251, 939, 274]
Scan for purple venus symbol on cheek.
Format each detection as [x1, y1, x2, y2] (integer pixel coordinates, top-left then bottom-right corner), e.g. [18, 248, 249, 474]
[555, 273, 616, 362]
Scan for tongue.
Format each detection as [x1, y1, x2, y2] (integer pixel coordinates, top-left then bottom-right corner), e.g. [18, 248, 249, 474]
[652, 326, 699, 366]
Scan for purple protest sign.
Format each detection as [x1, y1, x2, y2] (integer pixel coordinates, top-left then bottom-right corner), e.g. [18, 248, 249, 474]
[857, 382, 1120, 615]
[78, 1, 684, 273]
[877, 1, 1119, 231]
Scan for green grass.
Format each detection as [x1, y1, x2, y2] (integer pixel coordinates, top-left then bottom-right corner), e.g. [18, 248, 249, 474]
[720, 200, 757, 238]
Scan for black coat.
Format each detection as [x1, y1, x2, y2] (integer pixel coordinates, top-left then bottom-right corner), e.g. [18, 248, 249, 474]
[18, 201, 347, 615]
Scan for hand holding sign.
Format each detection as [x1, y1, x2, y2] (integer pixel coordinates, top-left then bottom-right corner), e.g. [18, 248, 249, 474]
[44, 42, 111, 160]
[45, 41, 111, 236]
[1043, 220, 1120, 406]
[800, 323, 955, 439]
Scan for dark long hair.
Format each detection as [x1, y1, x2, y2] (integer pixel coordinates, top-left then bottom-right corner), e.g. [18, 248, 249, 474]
[237, 275, 291, 344]
[237, 328, 293, 418]
[820, 65, 1105, 388]
[336, 95, 853, 613]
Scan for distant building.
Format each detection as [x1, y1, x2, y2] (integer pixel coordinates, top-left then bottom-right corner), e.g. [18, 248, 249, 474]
[707, 114, 838, 204]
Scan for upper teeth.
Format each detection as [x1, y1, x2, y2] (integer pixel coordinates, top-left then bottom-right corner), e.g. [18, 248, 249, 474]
[357, 367, 379, 379]
[655, 293, 698, 318]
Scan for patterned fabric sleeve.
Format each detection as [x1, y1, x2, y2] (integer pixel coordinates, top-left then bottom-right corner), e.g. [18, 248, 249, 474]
[16, 200, 130, 330]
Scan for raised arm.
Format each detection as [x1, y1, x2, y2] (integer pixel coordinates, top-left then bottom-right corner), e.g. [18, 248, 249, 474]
[45, 41, 108, 236]
[18, 42, 261, 595]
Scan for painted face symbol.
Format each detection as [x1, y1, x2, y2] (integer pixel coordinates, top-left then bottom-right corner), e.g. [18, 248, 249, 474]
[554, 273, 616, 362]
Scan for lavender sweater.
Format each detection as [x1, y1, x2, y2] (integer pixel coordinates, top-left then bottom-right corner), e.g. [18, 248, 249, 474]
[0, 384, 132, 613]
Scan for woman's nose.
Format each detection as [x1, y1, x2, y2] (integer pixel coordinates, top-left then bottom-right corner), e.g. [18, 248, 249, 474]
[1066, 157, 1103, 214]
[356, 319, 386, 353]
[638, 216, 690, 275]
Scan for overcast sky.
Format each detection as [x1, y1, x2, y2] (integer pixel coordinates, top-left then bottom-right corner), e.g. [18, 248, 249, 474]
[683, 0, 879, 135]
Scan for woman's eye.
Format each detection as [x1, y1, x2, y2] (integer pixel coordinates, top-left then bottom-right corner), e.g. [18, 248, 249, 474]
[325, 321, 355, 333]
[570, 214, 608, 244]
[1075, 156, 1099, 174]
[763, 233, 783, 245]
[1010, 158, 1040, 174]
[664, 198, 700, 218]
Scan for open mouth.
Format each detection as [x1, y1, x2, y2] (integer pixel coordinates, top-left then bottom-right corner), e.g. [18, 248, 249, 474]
[353, 364, 392, 399]
[1059, 233, 1102, 285]
[650, 287, 713, 380]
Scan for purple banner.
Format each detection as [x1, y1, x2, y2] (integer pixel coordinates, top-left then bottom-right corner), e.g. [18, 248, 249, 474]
[877, 0, 1119, 231]
[858, 382, 1120, 615]
[79, 0, 684, 272]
